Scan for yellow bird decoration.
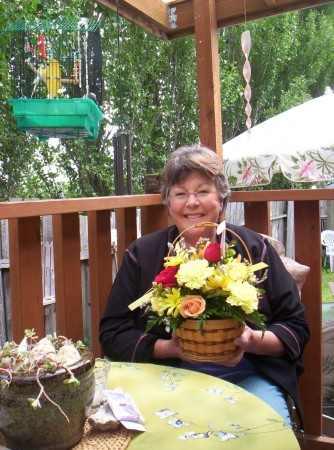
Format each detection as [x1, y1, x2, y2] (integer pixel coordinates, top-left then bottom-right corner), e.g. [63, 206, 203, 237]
[45, 59, 61, 98]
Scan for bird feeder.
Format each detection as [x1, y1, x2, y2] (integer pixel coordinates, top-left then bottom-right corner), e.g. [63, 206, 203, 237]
[4, 18, 104, 141]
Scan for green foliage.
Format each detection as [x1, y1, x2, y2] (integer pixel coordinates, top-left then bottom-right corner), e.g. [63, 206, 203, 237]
[322, 268, 334, 303]
[0, 2, 334, 199]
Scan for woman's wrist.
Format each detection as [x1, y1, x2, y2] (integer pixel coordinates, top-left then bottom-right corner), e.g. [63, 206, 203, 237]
[247, 330, 285, 356]
[153, 336, 185, 360]
[153, 339, 173, 359]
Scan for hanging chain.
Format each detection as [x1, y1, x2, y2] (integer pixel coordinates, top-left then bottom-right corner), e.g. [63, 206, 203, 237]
[116, 0, 124, 130]
[243, 0, 247, 28]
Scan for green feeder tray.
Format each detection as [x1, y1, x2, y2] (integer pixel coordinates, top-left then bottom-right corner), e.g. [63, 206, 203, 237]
[9, 98, 104, 141]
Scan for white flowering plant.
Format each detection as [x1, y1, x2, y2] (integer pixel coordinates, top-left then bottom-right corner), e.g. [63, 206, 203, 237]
[129, 223, 268, 334]
[0, 329, 88, 421]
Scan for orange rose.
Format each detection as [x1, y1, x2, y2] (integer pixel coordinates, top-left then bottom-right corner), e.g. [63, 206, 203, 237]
[179, 295, 206, 318]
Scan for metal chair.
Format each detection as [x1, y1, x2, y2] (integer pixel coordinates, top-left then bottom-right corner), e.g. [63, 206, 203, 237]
[321, 230, 334, 271]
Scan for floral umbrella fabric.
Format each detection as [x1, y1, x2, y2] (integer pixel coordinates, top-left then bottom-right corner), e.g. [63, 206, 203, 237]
[223, 91, 334, 188]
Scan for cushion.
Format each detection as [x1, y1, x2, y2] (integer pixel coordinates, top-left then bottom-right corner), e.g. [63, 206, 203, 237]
[262, 234, 310, 295]
[280, 256, 310, 295]
[265, 236, 286, 257]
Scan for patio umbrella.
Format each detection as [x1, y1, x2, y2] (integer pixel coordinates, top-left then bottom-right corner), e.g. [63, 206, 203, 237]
[223, 90, 334, 188]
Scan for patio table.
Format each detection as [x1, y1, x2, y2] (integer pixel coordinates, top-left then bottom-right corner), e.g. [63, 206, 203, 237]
[106, 362, 300, 450]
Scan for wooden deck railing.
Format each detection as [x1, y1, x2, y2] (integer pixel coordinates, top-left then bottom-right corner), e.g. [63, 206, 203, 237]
[0, 188, 333, 449]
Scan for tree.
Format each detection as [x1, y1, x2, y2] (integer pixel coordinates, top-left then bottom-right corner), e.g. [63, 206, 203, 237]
[0, 2, 333, 199]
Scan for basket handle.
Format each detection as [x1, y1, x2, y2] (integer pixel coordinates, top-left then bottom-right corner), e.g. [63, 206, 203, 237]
[168, 222, 253, 264]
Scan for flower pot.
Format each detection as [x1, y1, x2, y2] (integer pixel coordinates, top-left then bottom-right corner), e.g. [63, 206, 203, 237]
[0, 349, 95, 450]
[175, 319, 245, 363]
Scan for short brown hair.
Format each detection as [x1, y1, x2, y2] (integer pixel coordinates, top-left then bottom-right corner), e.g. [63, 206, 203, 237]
[160, 144, 230, 206]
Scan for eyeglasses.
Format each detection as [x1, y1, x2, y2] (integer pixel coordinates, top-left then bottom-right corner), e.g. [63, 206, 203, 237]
[170, 190, 217, 203]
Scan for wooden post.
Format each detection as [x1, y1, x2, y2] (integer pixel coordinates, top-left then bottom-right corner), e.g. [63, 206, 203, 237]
[52, 213, 83, 341]
[294, 201, 323, 436]
[140, 205, 170, 236]
[194, 0, 223, 156]
[88, 210, 113, 357]
[115, 207, 137, 267]
[8, 217, 44, 341]
[244, 201, 271, 235]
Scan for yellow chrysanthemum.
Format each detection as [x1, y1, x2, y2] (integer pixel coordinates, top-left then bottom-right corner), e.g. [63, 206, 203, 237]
[226, 280, 258, 314]
[176, 259, 215, 289]
[164, 252, 188, 267]
[224, 259, 252, 282]
[150, 288, 182, 317]
[150, 294, 168, 317]
[165, 288, 183, 317]
[202, 268, 229, 292]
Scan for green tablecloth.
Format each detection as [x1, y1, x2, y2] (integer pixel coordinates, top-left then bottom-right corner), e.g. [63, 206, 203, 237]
[107, 362, 300, 449]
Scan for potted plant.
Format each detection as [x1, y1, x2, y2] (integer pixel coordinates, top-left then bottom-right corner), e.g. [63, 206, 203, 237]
[130, 222, 268, 363]
[0, 329, 95, 450]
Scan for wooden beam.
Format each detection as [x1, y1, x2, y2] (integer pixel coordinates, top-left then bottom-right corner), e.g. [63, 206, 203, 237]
[163, 0, 334, 39]
[95, 0, 171, 40]
[194, 0, 223, 155]
[120, 0, 170, 27]
[1, 190, 334, 221]
[0, 194, 163, 219]
[95, 0, 334, 40]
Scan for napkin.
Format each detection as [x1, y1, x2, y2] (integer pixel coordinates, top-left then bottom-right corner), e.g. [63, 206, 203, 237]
[103, 388, 146, 432]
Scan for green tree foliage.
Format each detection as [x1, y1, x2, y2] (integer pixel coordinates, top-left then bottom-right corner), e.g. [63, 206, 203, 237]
[0, 2, 333, 199]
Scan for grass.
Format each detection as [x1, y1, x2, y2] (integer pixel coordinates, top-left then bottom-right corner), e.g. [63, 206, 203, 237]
[322, 267, 333, 303]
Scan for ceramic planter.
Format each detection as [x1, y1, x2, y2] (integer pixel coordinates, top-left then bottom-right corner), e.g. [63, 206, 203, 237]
[0, 349, 95, 450]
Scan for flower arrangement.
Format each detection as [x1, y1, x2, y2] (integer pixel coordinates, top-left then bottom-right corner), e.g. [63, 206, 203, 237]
[129, 223, 268, 334]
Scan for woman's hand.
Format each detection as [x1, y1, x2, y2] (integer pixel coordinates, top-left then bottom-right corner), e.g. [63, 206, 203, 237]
[220, 325, 286, 367]
[153, 326, 286, 364]
[153, 335, 187, 360]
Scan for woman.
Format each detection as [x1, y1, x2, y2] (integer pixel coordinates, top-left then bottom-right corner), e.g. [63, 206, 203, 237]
[99, 145, 310, 427]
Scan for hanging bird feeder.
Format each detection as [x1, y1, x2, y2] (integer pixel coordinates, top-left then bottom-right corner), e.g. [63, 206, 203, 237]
[4, 17, 104, 141]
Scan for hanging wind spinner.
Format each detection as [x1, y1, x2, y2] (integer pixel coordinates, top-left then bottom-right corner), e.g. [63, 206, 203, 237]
[241, 30, 252, 132]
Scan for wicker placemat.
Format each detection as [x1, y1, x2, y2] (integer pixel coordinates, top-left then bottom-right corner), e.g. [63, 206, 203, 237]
[0, 422, 132, 450]
[0, 432, 10, 449]
[72, 422, 132, 450]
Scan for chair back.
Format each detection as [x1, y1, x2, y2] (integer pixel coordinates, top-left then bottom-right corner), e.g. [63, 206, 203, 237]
[321, 230, 334, 250]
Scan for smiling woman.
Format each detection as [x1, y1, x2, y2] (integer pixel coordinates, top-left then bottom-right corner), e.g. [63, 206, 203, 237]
[99, 144, 310, 429]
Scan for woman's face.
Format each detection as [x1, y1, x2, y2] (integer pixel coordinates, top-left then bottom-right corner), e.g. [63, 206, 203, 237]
[168, 171, 222, 246]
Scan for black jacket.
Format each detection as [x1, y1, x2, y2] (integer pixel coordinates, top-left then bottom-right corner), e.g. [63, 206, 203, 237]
[100, 224, 310, 424]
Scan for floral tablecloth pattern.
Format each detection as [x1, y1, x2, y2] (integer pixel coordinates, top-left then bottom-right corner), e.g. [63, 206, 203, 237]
[107, 363, 300, 450]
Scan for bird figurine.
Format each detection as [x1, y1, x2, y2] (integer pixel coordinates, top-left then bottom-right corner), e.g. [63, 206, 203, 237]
[27, 61, 47, 97]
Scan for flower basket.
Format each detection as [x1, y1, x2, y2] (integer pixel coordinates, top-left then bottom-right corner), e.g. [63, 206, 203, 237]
[129, 221, 268, 364]
[175, 319, 245, 363]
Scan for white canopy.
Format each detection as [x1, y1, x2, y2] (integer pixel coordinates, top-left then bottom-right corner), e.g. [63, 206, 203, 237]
[223, 90, 334, 187]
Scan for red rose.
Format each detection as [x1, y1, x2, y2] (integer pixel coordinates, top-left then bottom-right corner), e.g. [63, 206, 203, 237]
[204, 242, 221, 263]
[154, 265, 179, 288]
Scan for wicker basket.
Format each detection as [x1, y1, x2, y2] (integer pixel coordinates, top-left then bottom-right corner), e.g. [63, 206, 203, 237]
[175, 319, 245, 363]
